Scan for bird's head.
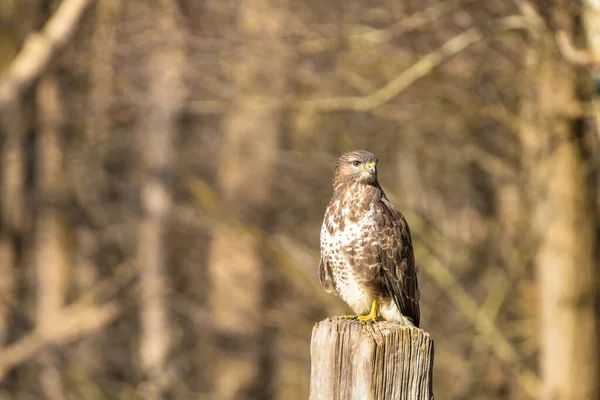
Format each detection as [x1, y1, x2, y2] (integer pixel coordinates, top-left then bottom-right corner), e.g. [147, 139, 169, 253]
[333, 150, 379, 188]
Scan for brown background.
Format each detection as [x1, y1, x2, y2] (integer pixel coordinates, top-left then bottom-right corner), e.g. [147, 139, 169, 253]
[0, 0, 599, 399]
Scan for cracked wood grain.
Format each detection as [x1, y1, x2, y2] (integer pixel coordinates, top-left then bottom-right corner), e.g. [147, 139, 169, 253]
[310, 317, 434, 400]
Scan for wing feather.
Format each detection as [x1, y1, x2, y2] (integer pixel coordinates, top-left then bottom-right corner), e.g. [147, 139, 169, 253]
[376, 197, 420, 327]
[319, 256, 336, 294]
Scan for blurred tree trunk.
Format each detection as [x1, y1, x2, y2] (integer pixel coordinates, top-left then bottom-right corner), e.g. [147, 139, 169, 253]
[520, 2, 599, 399]
[73, 0, 120, 378]
[0, 103, 22, 348]
[208, 1, 288, 399]
[137, 1, 186, 398]
[0, 239, 15, 346]
[0, 0, 33, 350]
[35, 75, 68, 400]
[276, 110, 321, 400]
[582, 0, 600, 130]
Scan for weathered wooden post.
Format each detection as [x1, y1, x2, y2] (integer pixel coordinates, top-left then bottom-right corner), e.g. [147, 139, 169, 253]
[310, 317, 434, 400]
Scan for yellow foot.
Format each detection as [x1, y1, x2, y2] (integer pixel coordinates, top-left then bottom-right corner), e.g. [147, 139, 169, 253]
[357, 314, 378, 323]
[343, 314, 358, 320]
[357, 300, 380, 323]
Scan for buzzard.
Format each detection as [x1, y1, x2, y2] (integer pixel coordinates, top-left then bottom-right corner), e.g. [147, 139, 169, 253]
[319, 150, 420, 326]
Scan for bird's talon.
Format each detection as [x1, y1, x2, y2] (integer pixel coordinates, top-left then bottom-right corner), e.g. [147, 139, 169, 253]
[343, 314, 358, 320]
[356, 299, 379, 323]
[357, 315, 378, 323]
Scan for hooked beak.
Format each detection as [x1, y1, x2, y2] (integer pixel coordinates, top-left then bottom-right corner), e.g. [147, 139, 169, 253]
[365, 161, 376, 175]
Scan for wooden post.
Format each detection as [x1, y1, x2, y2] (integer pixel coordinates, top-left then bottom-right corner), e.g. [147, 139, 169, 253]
[310, 317, 434, 400]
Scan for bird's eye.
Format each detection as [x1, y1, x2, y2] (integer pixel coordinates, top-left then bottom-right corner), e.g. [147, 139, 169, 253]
[352, 161, 361, 167]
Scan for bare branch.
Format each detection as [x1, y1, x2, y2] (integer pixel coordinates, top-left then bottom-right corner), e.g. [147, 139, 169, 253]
[417, 242, 540, 398]
[188, 19, 526, 116]
[556, 30, 599, 67]
[402, 210, 540, 397]
[0, 301, 121, 380]
[299, 16, 527, 113]
[0, 0, 94, 109]
[298, 28, 483, 112]
[297, 0, 477, 54]
[0, 259, 136, 381]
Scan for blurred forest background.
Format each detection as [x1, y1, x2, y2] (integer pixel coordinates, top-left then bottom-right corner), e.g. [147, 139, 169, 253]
[0, 0, 600, 399]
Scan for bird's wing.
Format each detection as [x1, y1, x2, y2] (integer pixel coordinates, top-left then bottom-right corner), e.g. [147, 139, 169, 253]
[318, 256, 336, 293]
[319, 203, 338, 294]
[375, 197, 420, 327]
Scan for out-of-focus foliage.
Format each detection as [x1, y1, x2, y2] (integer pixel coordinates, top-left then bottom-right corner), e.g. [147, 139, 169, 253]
[0, 0, 598, 399]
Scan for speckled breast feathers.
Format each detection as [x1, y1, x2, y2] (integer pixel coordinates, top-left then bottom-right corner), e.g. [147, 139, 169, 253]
[319, 150, 420, 327]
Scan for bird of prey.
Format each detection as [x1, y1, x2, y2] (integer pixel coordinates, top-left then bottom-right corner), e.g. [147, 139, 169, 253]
[319, 150, 420, 326]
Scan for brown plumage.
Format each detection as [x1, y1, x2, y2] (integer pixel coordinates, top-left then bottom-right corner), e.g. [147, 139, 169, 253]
[319, 150, 420, 326]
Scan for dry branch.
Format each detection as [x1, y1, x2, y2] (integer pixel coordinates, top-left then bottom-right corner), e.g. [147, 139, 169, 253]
[310, 318, 434, 400]
[189, 18, 526, 116]
[299, 27, 482, 112]
[0, 301, 121, 380]
[0, 0, 94, 109]
[189, 28, 483, 115]
[556, 31, 598, 66]
[297, 0, 477, 54]
[0, 260, 136, 381]
[413, 231, 540, 398]
[299, 15, 527, 113]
